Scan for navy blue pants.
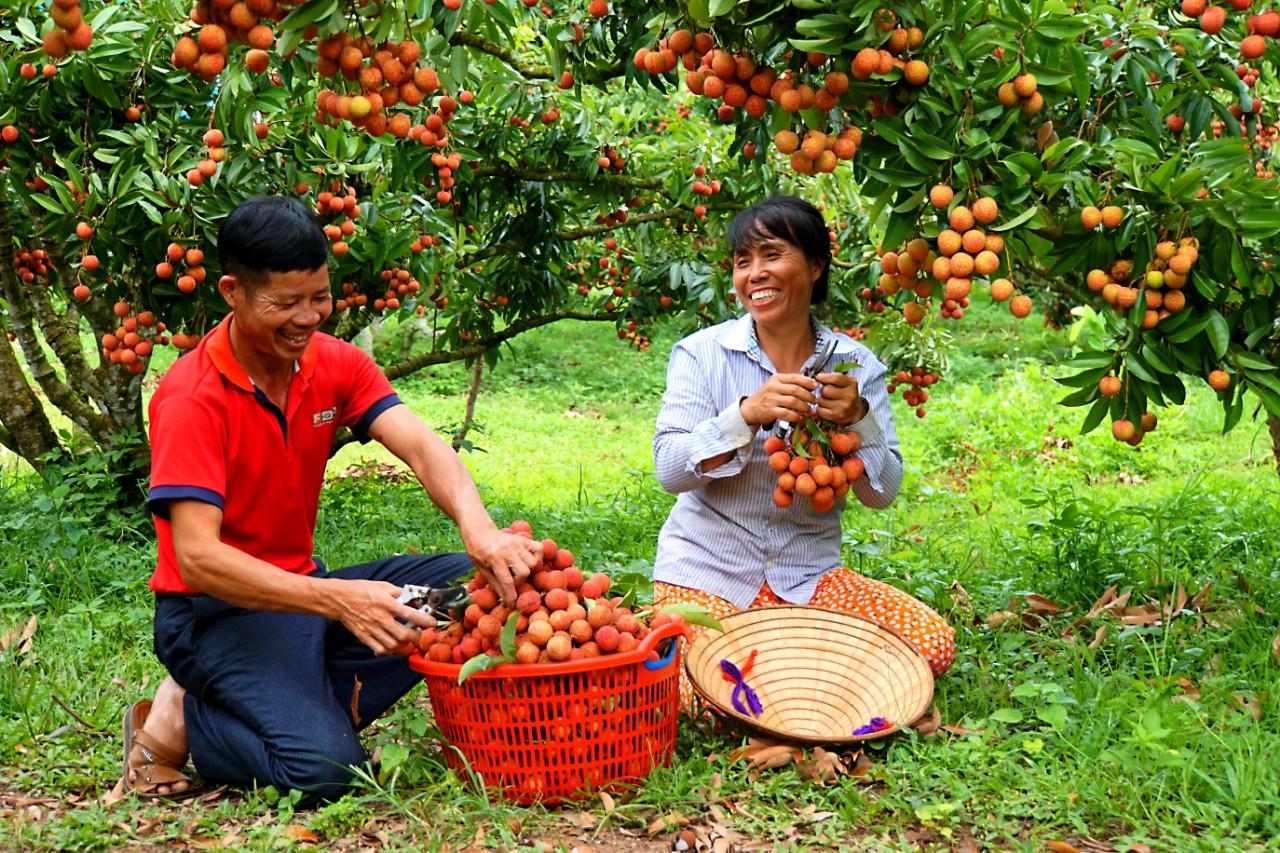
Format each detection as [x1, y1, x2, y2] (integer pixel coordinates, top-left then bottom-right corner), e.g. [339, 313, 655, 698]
[153, 552, 471, 804]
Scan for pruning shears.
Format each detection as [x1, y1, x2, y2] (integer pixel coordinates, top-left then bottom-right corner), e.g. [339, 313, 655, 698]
[776, 336, 839, 444]
[398, 584, 469, 618]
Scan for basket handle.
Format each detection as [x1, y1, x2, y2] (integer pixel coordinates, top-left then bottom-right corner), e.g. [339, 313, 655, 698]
[640, 621, 685, 671]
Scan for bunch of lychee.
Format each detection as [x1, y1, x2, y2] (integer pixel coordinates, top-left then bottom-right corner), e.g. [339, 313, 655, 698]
[100, 301, 167, 373]
[41, 0, 93, 59]
[996, 73, 1043, 116]
[186, 128, 227, 188]
[1085, 237, 1197, 328]
[314, 35, 466, 142]
[765, 427, 863, 513]
[14, 247, 52, 284]
[426, 150, 462, 206]
[314, 182, 361, 256]
[1109, 410, 1158, 446]
[154, 241, 207, 295]
[413, 521, 683, 666]
[887, 366, 942, 419]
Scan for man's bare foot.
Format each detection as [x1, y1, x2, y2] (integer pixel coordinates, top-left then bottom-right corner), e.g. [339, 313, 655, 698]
[127, 676, 190, 796]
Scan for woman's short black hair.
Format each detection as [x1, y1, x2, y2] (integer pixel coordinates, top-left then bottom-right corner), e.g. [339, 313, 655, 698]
[217, 195, 329, 290]
[726, 195, 831, 303]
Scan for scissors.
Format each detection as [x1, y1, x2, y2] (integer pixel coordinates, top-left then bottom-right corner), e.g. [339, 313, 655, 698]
[776, 336, 839, 444]
[397, 584, 469, 618]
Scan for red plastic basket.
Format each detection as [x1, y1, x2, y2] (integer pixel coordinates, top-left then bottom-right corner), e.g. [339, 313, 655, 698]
[407, 621, 683, 804]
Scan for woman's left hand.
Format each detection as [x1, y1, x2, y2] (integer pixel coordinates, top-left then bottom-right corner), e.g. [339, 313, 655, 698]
[814, 372, 868, 425]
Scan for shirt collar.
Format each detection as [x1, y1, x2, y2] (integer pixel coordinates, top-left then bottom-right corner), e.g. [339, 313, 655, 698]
[204, 313, 319, 393]
[720, 314, 843, 371]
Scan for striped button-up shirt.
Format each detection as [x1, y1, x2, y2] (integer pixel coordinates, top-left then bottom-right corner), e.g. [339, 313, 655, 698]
[652, 313, 904, 609]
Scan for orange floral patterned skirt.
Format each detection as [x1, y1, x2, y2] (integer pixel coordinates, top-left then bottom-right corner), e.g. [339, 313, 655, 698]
[654, 568, 955, 707]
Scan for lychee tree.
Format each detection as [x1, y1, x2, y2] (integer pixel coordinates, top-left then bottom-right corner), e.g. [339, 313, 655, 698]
[0, 0, 760, 496]
[5, 0, 1280, 497]
[615, 0, 1280, 467]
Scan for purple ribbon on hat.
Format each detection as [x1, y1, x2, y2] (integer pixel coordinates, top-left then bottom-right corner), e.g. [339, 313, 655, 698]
[719, 658, 763, 717]
[852, 717, 891, 736]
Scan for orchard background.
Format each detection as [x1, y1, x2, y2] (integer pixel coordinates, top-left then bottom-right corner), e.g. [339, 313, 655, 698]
[2, 0, 1280, 850]
[2, 0, 1280, 492]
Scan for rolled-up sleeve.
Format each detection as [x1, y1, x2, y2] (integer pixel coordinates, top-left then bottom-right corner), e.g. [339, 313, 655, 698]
[847, 356, 904, 509]
[653, 345, 754, 493]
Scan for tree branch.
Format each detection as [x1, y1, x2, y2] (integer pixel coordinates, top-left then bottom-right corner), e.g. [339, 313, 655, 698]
[382, 309, 620, 382]
[448, 31, 554, 80]
[469, 165, 666, 191]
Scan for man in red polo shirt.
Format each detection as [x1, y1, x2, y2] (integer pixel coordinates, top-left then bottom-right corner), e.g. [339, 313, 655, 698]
[122, 195, 542, 803]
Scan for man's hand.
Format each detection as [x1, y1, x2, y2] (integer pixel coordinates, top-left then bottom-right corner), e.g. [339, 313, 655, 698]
[814, 372, 867, 425]
[739, 373, 820, 427]
[462, 528, 543, 606]
[326, 579, 436, 656]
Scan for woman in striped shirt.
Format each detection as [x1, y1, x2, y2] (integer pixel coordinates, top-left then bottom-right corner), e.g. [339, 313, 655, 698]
[652, 196, 955, 701]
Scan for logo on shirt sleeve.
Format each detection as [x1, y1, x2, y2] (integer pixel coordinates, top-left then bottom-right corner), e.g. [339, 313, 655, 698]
[312, 406, 338, 427]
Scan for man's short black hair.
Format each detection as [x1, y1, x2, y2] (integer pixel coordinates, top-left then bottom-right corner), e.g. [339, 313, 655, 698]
[726, 195, 831, 303]
[217, 195, 329, 289]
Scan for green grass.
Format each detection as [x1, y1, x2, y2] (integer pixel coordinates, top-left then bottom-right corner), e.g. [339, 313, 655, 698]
[1, 296, 1278, 851]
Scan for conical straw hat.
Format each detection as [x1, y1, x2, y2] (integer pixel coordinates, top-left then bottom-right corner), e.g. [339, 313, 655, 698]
[685, 605, 934, 743]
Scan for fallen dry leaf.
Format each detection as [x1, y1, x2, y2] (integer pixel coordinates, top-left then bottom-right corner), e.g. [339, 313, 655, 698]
[284, 825, 319, 844]
[1119, 605, 1161, 627]
[1086, 585, 1118, 618]
[101, 778, 126, 807]
[911, 704, 941, 737]
[1024, 594, 1063, 615]
[1233, 693, 1262, 721]
[350, 675, 363, 728]
[1045, 841, 1080, 853]
[1272, 633, 1280, 666]
[848, 749, 876, 781]
[599, 791, 615, 814]
[1088, 624, 1108, 650]
[645, 811, 688, 835]
[986, 610, 1018, 628]
[794, 747, 846, 785]
[566, 812, 596, 830]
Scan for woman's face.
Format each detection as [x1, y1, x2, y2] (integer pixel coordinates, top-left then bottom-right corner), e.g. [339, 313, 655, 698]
[732, 232, 824, 330]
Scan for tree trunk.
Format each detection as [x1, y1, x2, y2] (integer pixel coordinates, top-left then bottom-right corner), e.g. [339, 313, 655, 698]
[452, 357, 485, 452]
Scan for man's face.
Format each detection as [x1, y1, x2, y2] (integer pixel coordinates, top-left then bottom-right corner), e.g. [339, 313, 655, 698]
[223, 266, 332, 366]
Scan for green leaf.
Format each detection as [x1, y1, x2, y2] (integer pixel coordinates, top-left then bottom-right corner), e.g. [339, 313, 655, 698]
[1207, 310, 1230, 360]
[458, 653, 505, 684]
[1066, 43, 1090, 104]
[656, 602, 724, 632]
[991, 205, 1040, 232]
[498, 612, 520, 659]
[708, 0, 737, 16]
[1063, 351, 1115, 370]
[1037, 703, 1069, 728]
[990, 707, 1024, 724]
[279, 0, 338, 31]
[1124, 352, 1158, 385]
[1234, 352, 1276, 371]
[1080, 395, 1109, 434]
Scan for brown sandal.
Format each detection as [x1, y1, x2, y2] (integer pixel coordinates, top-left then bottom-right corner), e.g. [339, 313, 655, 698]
[122, 700, 203, 801]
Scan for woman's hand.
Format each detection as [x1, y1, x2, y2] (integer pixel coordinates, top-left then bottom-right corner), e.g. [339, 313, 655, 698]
[814, 372, 868, 425]
[739, 373, 820, 427]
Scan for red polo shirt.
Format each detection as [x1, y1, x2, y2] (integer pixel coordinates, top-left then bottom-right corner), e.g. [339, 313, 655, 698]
[147, 314, 401, 594]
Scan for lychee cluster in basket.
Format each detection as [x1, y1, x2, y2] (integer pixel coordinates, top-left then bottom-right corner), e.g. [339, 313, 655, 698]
[412, 520, 687, 676]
